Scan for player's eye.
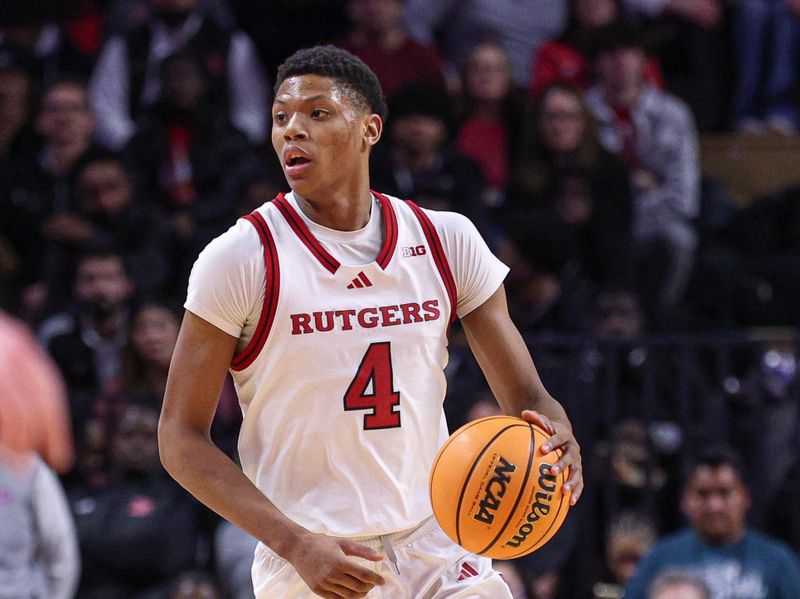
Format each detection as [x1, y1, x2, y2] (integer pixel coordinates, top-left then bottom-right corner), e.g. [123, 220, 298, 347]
[273, 112, 287, 124]
[310, 109, 328, 119]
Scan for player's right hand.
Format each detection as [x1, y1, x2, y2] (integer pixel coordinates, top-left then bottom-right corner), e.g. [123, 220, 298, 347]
[288, 532, 386, 598]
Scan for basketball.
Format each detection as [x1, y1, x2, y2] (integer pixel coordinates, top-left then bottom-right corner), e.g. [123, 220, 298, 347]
[429, 415, 571, 559]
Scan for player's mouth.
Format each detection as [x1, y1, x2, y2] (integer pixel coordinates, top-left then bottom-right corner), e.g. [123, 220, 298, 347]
[284, 149, 312, 177]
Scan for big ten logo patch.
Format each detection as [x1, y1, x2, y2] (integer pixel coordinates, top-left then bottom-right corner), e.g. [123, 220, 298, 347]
[402, 245, 427, 257]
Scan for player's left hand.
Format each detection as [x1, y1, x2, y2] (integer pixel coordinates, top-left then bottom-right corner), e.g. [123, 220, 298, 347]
[521, 409, 583, 506]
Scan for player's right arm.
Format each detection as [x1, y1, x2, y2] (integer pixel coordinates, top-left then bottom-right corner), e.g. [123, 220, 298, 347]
[159, 311, 385, 598]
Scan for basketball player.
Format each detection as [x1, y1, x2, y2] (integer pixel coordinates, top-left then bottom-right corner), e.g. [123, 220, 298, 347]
[159, 45, 583, 598]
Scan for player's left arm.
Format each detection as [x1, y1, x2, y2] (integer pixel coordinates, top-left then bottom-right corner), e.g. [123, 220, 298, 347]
[460, 284, 583, 504]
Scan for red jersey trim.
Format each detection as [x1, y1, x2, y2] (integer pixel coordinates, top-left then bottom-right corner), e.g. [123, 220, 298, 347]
[273, 194, 340, 274]
[372, 191, 398, 270]
[405, 201, 457, 324]
[231, 210, 281, 371]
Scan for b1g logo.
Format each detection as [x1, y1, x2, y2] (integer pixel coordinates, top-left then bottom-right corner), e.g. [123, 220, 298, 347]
[402, 245, 427, 257]
[473, 456, 516, 525]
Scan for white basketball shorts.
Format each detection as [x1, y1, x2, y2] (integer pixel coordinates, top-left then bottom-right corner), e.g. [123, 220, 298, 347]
[251, 517, 513, 598]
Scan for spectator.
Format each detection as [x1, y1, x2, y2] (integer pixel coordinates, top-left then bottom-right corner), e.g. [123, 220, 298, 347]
[0, 311, 79, 599]
[625, 446, 800, 599]
[0, 0, 95, 86]
[370, 82, 489, 232]
[3, 76, 101, 318]
[506, 83, 635, 288]
[124, 51, 258, 270]
[732, 0, 800, 133]
[622, 0, 730, 131]
[594, 511, 658, 597]
[585, 23, 699, 324]
[648, 570, 710, 599]
[70, 400, 205, 598]
[71, 152, 177, 299]
[38, 246, 135, 438]
[497, 210, 594, 334]
[89, 0, 268, 149]
[226, 0, 350, 79]
[530, 0, 663, 98]
[0, 62, 35, 310]
[725, 343, 798, 529]
[455, 42, 525, 205]
[0, 61, 33, 166]
[335, 0, 445, 98]
[404, 0, 569, 86]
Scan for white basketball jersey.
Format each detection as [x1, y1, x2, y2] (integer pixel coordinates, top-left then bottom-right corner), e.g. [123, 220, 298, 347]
[230, 192, 457, 537]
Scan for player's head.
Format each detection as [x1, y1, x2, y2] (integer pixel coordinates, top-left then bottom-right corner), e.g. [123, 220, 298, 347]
[681, 446, 750, 545]
[272, 46, 386, 198]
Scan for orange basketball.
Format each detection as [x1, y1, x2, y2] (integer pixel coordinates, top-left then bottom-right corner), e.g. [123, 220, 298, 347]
[429, 415, 571, 559]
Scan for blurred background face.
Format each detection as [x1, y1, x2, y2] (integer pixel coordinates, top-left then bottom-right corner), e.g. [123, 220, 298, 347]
[161, 56, 205, 111]
[0, 69, 30, 134]
[36, 83, 95, 145]
[391, 114, 446, 158]
[74, 256, 133, 316]
[78, 161, 132, 217]
[682, 465, 750, 545]
[596, 47, 646, 94]
[111, 404, 160, 474]
[348, 0, 403, 34]
[607, 531, 651, 584]
[464, 43, 512, 103]
[593, 291, 644, 339]
[575, 0, 618, 28]
[538, 88, 586, 154]
[651, 582, 707, 599]
[132, 305, 179, 369]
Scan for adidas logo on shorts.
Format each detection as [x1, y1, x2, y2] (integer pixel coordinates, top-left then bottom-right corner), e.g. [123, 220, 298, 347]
[457, 561, 479, 582]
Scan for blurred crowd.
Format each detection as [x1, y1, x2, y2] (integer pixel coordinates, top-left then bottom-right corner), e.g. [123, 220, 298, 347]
[1, 0, 800, 598]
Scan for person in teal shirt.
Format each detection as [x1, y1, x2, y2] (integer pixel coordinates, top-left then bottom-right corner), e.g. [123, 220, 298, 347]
[625, 447, 800, 599]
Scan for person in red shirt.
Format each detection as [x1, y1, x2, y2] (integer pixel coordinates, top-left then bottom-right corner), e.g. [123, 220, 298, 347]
[335, 0, 446, 99]
[455, 42, 525, 205]
[530, 0, 662, 98]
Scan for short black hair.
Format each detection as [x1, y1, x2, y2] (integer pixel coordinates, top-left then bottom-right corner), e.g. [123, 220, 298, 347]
[388, 82, 452, 128]
[274, 45, 388, 121]
[687, 445, 745, 482]
[590, 22, 647, 59]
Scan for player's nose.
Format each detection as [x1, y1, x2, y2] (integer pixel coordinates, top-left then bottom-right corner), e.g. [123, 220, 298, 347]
[283, 113, 308, 140]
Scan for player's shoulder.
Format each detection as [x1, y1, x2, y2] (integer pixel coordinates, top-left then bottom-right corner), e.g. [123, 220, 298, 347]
[198, 208, 267, 265]
[388, 196, 478, 236]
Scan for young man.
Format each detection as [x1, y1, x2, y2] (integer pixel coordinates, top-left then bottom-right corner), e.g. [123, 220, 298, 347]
[625, 447, 800, 599]
[159, 45, 583, 598]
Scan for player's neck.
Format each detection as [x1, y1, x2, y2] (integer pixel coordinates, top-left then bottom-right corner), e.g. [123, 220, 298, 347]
[293, 188, 374, 232]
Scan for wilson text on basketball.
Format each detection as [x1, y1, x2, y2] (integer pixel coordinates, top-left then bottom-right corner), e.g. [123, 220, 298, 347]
[503, 462, 557, 548]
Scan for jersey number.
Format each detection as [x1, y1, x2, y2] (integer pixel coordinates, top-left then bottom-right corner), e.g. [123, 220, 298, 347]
[344, 342, 401, 430]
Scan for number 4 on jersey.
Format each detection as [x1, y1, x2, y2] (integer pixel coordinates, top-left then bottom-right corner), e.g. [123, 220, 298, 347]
[344, 342, 401, 430]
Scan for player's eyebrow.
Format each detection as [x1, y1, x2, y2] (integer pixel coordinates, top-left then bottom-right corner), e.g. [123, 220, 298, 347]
[273, 94, 330, 105]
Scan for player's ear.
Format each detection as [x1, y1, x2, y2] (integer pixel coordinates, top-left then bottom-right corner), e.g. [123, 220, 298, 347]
[364, 114, 382, 147]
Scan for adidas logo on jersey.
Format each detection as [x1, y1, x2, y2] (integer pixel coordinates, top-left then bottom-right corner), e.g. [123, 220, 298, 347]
[457, 561, 479, 582]
[347, 272, 373, 289]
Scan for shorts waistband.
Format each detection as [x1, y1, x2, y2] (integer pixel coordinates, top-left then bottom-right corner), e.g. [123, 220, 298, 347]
[349, 516, 437, 552]
[255, 517, 439, 561]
